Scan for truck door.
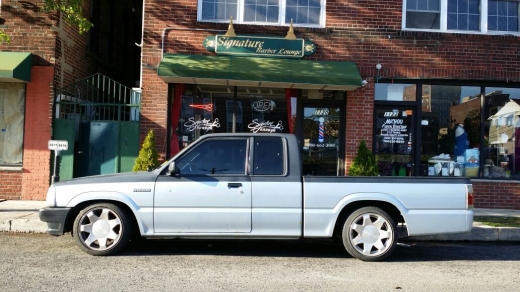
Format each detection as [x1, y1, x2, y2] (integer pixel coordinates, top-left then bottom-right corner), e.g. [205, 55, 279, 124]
[250, 136, 302, 236]
[154, 138, 252, 233]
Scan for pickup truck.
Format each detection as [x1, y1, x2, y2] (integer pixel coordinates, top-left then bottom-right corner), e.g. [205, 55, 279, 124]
[39, 133, 474, 261]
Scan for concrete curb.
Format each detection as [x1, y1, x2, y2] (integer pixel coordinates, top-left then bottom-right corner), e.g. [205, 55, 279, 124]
[408, 226, 520, 242]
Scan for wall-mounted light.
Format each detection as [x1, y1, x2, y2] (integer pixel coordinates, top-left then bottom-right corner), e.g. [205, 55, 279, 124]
[375, 63, 383, 83]
[361, 80, 368, 87]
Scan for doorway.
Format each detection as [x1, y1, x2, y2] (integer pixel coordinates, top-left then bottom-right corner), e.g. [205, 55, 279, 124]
[373, 106, 416, 176]
[298, 101, 345, 176]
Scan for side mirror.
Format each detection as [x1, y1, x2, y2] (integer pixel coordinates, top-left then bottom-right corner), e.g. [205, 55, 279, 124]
[167, 162, 176, 176]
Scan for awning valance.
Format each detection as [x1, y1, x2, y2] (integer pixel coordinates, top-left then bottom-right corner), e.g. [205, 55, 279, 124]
[0, 52, 32, 82]
[158, 54, 363, 91]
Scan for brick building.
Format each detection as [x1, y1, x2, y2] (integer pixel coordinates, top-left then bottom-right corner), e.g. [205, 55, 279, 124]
[139, 0, 520, 210]
[0, 0, 141, 200]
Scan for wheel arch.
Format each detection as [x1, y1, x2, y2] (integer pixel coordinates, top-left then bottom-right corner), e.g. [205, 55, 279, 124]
[63, 199, 142, 238]
[332, 200, 404, 239]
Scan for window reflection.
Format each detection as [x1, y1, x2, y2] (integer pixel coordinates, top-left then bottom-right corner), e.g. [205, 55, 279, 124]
[483, 88, 520, 178]
[421, 85, 480, 177]
[375, 84, 416, 101]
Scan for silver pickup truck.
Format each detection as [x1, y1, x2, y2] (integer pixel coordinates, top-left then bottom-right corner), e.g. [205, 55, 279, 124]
[39, 133, 474, 261]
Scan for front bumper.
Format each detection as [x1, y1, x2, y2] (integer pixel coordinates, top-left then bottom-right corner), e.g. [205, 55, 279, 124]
[39, 207, 72, 236]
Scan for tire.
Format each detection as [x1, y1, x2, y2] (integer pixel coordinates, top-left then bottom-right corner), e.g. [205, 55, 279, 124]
[342, 207, 397, 262]
[72, 203, 133, 256]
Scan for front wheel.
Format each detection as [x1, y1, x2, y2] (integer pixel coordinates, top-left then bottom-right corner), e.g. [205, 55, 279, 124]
[73, 203, 133, 256]
[342, 207, 397, 262]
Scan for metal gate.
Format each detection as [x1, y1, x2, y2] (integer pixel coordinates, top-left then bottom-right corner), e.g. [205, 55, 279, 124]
[53, 74, 141, 180]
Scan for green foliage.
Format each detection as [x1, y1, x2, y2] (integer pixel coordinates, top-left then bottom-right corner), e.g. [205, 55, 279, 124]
[1, 0, 93, 43]
[133, 129, 159, 172]
[43, 0, 93, 34]
[0, 29, 10, 43]
[349, 140, 379, 176]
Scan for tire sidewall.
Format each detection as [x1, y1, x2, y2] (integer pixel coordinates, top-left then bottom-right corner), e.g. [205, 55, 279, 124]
[73, 203, 133, 256]
[342, 206, 397, 262]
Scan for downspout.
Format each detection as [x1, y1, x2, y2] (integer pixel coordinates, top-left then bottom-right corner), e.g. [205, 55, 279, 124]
[136, 0, 146, 88]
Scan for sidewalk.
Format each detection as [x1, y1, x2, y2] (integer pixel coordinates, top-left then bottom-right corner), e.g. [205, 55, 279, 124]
[1, 199, 520, 241]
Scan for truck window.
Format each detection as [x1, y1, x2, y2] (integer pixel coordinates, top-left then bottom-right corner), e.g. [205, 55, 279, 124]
[253, 137, 285, 175]
[176, 139, 247, 175]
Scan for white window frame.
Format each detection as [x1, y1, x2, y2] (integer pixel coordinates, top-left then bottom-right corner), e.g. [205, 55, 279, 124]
[402, 0, 520, 35]
[197, 0, 326, 28]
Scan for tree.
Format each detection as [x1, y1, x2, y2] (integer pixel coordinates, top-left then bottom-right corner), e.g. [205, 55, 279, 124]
[133, 129, 159, 172]
[349, 140, 379, 176]
[1, 0, 93, 43]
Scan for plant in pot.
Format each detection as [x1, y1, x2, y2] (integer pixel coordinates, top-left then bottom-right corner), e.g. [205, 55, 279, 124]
[349, 139, 379, 176]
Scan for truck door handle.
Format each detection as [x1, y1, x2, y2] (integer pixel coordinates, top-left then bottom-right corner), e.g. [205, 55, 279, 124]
[228, 183, 242, 188]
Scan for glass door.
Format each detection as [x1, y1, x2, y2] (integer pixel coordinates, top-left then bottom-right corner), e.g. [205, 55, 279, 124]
[301, 105, 343, 176]
[373, 106, 416, 176]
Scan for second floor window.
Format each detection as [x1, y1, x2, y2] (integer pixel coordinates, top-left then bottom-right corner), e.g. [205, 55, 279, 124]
[403, 0, 520, 34]
[198, 0, 324, 27]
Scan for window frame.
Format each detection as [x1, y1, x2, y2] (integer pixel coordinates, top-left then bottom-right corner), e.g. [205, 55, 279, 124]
[402, 0, 520, 35]
[197, 0, 326, 28]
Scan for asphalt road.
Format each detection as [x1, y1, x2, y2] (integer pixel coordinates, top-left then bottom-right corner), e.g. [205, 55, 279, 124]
[0, 233, 519, 292]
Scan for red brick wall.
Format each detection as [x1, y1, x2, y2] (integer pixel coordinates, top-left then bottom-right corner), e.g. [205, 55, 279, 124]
[473, 181, 520, 210]
[0, 172, 22, 200]
[139, 0, 520, 209]
[20, 66, 54, 200]
[345, 84, 375, 174]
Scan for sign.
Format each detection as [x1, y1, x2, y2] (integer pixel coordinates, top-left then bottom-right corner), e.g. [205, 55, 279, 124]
[48, 140, 68, 151]
[378, 110, 412, 146]
[204, 35, 316, 59]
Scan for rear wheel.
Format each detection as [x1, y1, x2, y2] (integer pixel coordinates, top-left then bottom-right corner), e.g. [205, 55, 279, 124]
[342, 207, 397, 262]
[73, 203, 133, 256]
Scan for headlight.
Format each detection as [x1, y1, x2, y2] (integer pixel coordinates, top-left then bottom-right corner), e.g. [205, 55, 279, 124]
[45, 185, 56, 207]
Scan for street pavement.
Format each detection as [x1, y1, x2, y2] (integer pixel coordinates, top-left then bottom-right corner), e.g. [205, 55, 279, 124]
[1, 199, 519, 241]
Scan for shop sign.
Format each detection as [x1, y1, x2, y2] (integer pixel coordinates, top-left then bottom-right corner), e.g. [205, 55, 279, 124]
[379, 110, 412, 144]
[248, 119, 284, 133]
[184, 117, 221, 132]
[252, 99, 276, 112]
[204, 35, 316, 59]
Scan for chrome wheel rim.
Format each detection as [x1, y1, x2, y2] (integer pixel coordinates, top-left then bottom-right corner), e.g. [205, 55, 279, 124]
[77, 207, 123, 251]
[349, 213, 393, 257]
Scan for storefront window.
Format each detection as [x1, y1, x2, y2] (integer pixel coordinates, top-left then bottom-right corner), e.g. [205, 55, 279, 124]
[374, 106, 414, 176]
[483, 87, 520, 178]
[176, 85, 291, 150]
[375, 83, 416, 101]
[422, 85, 480, 177]
[0, 83, 25, 166]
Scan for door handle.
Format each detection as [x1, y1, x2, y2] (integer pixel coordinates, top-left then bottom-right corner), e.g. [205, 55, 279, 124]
[228, 183, 242, 188]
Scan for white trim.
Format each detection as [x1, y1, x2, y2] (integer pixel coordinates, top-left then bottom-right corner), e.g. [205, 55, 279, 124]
[403, 0, 520, 35]
[197, 0, 326, 28]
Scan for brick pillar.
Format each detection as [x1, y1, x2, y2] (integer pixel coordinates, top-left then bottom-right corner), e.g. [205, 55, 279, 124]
[21, 66, 54, 200]
[345, 82, 374, 175]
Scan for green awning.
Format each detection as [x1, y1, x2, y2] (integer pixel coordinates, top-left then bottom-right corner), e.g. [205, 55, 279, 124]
[158, 54, 362, 91]
[0, 52, 32, 82]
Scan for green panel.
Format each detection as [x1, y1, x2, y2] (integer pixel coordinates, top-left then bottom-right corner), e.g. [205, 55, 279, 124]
[88, 122, 118, 176]
[119, 122, 140, 172]
[53, 119, 75, 181]
[0, 52, 32, 82]
[203, 35, 316, 58]
[158, 54, 362, 87]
